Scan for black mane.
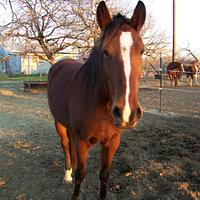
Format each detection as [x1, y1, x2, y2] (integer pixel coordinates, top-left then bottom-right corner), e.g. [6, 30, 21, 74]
[80, 14, 134, 103]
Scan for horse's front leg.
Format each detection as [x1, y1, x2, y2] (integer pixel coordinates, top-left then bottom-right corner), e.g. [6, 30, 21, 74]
[72, 139, 89, 200]
[169, 76, 173, 87]
[188, 76, 192, 86]
[99, 134, 120, 199]
[194, 74, 198, 86]
[55, 122, 73, 183]
[175, 76, 178, 86]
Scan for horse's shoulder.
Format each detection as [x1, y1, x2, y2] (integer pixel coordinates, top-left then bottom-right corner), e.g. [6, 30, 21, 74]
[168, 62, 183, 70]
[51, 59, 83, 72]
[48, 59, 83, 83]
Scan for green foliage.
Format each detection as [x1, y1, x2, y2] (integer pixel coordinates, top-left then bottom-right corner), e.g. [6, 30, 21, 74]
[0, 73, 48, 82]
[0, 73, 9, 81]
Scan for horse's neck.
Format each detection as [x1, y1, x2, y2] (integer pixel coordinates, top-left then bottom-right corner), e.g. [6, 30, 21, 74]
[78, 60, 112, 114]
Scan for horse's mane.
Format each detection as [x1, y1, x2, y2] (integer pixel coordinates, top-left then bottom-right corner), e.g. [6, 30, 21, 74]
[79, 14, 133, 104]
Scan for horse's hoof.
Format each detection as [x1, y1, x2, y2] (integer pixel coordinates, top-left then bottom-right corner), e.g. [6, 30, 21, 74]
[63, 169, 73, 184]
[99, 191, 107, 199]
[62, 178, 73, 185]
[71, 195, 80, 200]
[99, 196, 107, 200]
[62, 175, 73, 185]
[99, 197, 107, 200]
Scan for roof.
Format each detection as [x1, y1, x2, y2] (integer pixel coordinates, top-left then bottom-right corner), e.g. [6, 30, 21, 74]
[0, 47, 8, 57]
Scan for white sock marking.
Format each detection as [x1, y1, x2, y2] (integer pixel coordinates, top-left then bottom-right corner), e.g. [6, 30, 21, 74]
[63, 168, 73, 183]
[120, 32, 133, 123]
[194, 65, 198, 85]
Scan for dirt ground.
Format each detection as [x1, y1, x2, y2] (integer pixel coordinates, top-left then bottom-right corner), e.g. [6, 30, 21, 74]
[0, 80, 200, 200]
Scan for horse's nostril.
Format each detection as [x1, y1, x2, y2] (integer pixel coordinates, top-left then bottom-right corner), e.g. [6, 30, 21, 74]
[130, 106, 143, 122]
[112, 106, 121, 119]
[136, 105, 143, 118]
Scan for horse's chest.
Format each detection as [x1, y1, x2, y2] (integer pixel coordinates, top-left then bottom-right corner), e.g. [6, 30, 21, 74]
[83, 117, 121, 142]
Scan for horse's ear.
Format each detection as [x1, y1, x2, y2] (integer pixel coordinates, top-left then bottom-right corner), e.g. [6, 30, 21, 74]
[131, 1, 146, 33]
[96, 1, 112, 30]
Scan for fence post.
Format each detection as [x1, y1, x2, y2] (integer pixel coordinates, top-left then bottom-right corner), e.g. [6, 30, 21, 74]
[159, 53, 163, 112]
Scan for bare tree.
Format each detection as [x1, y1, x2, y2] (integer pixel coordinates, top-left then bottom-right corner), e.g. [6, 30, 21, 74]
[0, 0, 6, 9]
[2, 0, 168, 65]
[181, 46, 199, 63]
[2, 0, 127, 64]
[4, 0, 82, 64]
[0, 0, 8, 65]
[61, 0, 128, 55]
[142, 13, 169, 59]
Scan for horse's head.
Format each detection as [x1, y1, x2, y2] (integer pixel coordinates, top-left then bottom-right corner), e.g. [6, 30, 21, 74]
[97, 1, 146, 128]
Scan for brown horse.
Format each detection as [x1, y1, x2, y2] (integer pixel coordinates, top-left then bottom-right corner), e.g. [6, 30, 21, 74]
[167, 61, 184, 87]
[48, 1, 146, 199]
[184, 63, 199, 86]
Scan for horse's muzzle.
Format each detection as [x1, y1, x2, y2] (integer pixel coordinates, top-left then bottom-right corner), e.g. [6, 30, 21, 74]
[112, 104, 143, 129]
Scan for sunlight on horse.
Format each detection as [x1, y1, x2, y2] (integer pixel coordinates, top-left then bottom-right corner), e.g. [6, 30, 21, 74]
[184, 63, 199, 86]
[167, 62, 184, 87]
[48, 1, 146, 199]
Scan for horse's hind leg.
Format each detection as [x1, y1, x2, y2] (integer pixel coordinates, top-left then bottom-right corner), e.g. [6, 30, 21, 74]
[175, 76, 178, 86]
[186, 76, 190, 86]
[188, 76, 192, 86]
[99, 134, 120, 199]
[72, 139, 89, 200]
[55, 122, 73, 183]
[194, 74, 198, 86]
[169, 75, 173, 87]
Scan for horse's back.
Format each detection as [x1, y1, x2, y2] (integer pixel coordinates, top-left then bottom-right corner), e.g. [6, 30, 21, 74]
[167, 62, 184, 79]
[48, 59, 83, 85]
[48, 59, 83, 126]
[167, 62, 182, 71]
[184, 65, 199, 78]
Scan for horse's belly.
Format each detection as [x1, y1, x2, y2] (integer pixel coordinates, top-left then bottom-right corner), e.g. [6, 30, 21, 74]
[48, 59, 82, 127]
[48, 88, 71, 127]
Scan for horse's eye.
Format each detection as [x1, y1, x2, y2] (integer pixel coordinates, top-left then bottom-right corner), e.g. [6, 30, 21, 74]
[140, 49, 144, 55]
[103, 50, 110, 58]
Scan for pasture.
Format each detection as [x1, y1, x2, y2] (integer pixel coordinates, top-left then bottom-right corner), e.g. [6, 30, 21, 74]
[0, 79, 200, 200]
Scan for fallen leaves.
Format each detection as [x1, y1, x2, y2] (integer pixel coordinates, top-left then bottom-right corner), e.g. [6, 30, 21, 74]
[0, 178, 6, 188]
[179, 182, 200, 200]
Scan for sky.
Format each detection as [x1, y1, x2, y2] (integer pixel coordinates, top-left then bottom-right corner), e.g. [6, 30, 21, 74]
[128, 0, 200, 55]
[1, 0, 200, 56]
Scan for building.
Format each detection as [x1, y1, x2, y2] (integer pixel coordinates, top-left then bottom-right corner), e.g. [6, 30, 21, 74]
[0, 47, 9, 73]
[0, 47, 78, 75]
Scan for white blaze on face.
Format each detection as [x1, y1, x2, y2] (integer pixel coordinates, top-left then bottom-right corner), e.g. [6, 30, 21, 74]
[120, 32, 133, 123]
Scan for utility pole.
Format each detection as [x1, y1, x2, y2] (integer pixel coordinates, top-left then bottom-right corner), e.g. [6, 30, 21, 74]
[172, 0, 176, 62]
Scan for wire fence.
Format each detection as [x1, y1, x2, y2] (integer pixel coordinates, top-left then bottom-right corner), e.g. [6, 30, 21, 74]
[140, 69, 200, 117]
